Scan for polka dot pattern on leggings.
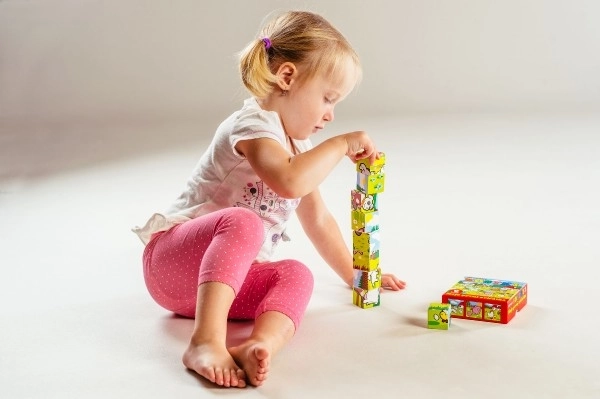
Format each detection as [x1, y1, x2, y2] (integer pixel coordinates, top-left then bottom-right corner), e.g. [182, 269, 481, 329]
[143, 207, 310, 326]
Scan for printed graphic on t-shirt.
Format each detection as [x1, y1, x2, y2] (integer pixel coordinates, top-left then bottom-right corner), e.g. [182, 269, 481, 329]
[236, 181, 299, 249]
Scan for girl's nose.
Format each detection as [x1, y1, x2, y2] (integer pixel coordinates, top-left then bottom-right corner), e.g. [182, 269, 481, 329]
[323, 109, 334, 122]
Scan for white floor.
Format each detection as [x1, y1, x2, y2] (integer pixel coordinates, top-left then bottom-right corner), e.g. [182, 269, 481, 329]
[1, 112, 599, 398]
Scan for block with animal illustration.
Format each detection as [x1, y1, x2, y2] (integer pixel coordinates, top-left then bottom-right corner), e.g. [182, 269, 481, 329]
[356, 152, 386, 174]
[442, 277, 528, 324]
[351, 210, 380, 233]
[428, 303, 451, 330]
[356, 152, 386, 194]
[352, 230, 380, 271]
[351, 189, 379, 212]
[353, 268, 382, 291]
[352, 287, 381, 309]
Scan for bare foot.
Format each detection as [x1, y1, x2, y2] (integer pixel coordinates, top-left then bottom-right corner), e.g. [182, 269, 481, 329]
[228, 341, 271, 386]
[182, 342, 247, 388]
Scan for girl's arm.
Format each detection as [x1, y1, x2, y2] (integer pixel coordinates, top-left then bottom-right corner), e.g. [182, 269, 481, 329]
[296, 190, 407, 290]
[235, 131, 377, 199]
[295, 188, 354, 287]
[237, 134, 406, 290]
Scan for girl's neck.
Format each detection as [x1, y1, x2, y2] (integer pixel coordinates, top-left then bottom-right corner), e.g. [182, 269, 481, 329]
[255, 97, 297, 155]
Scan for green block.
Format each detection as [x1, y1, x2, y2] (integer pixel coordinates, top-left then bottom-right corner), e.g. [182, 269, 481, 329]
[355, 152, 386, 173]
[352, 231, 380, 271]
[356, 153, 386, 194]
[351, 210, 380, 233]
[428, 303, 451, 330]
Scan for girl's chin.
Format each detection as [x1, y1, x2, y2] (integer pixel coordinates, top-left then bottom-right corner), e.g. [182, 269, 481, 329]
[286, 128, 316, 140]
[290, 133, 312, 140]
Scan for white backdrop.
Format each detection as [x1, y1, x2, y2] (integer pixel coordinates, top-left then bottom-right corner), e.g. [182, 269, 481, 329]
[1, 0, 599, 128]
[1, 2, 600, 398]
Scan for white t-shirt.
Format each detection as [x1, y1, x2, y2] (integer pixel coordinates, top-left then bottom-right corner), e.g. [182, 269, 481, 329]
[133, 98, 313, 262]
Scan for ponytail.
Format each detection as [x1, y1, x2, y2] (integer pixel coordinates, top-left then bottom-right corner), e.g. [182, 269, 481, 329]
[239, 38, 278, 98]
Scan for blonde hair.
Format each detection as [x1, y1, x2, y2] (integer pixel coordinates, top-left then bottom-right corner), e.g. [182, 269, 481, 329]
[239, 11, 362, 98]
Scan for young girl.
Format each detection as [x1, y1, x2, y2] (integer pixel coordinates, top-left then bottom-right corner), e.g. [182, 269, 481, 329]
[133, 10, 406, 388]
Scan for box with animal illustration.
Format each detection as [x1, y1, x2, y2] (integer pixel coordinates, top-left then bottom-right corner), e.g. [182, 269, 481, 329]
[441, 277, 528, 324]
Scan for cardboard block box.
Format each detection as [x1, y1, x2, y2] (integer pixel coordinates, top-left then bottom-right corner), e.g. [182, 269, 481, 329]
[442, 277, 528, 324]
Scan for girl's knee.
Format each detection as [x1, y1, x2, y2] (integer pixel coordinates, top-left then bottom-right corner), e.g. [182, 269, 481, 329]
[280, 260, 314, 291]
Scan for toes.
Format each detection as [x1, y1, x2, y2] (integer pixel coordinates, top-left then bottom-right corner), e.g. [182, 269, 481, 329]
[201, 366, 247, 388]
[235, 369, 247, 388]
[223, 368, 231, 387]
[227, 367, 247, 388]
[249, 368, 268, 386]
[200, 365, 217, 384]
[214, 367, 224, 386]
[255, 346, 269, 362]
[254, 347, 270, 370]
[228, 368, 237, 387]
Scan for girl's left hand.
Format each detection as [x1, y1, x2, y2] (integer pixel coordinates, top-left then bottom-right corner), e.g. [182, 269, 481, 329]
[381, 273, 407, 291]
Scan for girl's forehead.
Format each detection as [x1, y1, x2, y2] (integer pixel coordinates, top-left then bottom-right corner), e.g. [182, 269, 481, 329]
[296, 55, 360, 96]
[324, 61, 360, 95]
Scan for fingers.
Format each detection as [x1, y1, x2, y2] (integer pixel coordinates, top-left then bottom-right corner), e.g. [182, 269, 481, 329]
[344, 131, 378, 162]
[381, 274, 407, 291]
[367, 149, 379, 164]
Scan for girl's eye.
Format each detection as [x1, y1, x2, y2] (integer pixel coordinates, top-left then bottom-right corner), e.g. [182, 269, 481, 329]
[324, 97, 332, 104]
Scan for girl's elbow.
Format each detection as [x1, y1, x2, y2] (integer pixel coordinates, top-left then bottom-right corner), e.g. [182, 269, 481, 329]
[272, 181, 309, 199]
[276, 187, 305, 199]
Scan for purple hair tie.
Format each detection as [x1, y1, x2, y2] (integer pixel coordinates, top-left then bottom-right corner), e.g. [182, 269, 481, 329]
[262, 37, 272, 50]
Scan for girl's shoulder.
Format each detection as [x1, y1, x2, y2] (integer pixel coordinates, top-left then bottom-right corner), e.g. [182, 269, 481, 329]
[236, 98, 281, 129]
[222, 98, 286, 144]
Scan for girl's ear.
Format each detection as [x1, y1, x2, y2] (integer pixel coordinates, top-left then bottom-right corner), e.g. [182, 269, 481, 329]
[275, 62, 297, 90]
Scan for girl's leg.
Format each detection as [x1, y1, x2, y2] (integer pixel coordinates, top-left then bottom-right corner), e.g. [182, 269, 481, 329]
[227, 260, 314, 386]
[182, 282, 244, 387]
[143, 207, 264, 388]
[228, 311, 295, 387]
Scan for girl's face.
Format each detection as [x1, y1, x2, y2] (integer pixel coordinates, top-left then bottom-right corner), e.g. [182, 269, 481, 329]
[279, 59, 358, 141]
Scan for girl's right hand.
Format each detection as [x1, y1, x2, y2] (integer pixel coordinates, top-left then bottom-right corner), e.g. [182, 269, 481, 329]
[342, 131, 378, 164]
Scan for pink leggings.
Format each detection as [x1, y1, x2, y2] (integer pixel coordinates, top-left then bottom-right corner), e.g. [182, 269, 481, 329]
[142, 207, 314, 329]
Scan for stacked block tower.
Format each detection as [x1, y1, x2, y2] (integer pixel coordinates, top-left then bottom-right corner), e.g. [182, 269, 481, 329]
[351, 153, 386, 308]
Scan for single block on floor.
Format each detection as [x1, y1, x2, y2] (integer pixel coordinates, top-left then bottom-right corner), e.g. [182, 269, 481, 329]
[353, 287, 381, 309]
[428, 302, 451, 330]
